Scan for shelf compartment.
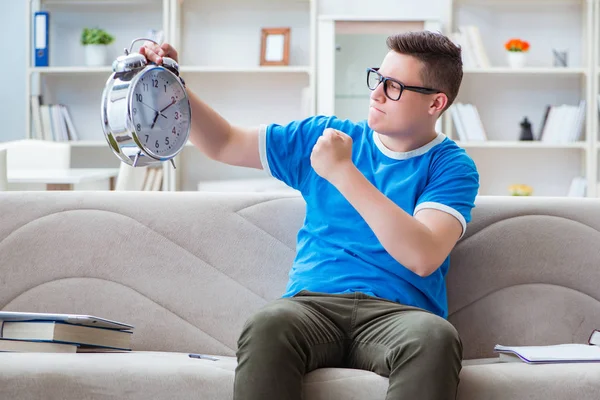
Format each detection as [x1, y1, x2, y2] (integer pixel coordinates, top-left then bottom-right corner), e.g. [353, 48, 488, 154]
[457, 141, 588, 149]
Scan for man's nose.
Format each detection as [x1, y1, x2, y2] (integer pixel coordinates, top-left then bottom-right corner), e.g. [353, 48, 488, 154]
[370, 82, 386, 102]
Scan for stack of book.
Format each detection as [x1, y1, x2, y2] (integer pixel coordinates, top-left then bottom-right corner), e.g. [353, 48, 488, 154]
[30, 96, 79, 142]
[450, 102, 488, 142]
[539, 100, 586, 143]
[0, 312, 133, 353]
[450, 25, 491, 69]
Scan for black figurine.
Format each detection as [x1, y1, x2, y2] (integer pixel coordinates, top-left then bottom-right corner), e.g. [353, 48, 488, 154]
[519, 117, 534, 141]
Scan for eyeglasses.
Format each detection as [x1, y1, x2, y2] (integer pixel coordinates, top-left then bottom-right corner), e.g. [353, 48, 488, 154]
[366, 68, 441, 101]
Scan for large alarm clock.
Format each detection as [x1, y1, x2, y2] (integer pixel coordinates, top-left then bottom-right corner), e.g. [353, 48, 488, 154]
[101, 38, 191, 168]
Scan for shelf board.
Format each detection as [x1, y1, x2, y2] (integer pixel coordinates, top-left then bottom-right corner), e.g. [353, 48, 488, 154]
[29, 66, 113, 75]
[455, 0, 583, 5]
[179, 65, 312, 74]
[463, 67, 587, 75]
[30, 65, 313, 75]
[68, 140, 108, 147]
[42, 0, 160, 4]
[457, 141, 587, 149]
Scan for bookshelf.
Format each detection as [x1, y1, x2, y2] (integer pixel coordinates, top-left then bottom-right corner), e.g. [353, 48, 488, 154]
[445, 0, 596, 197]
[24, 0, 316, 191]
[21, 0, 600, 196]
[595, 0, 600, 196]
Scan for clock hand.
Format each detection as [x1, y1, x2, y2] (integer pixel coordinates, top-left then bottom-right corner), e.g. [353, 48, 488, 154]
[150, 111, 159, 129]
[152, 99, 176, 120]
[159, 99, 177, 113]
[139, 101, 159, 113]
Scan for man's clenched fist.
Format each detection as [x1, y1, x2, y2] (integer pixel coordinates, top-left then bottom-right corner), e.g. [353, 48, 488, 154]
[310, 128, 354, 185]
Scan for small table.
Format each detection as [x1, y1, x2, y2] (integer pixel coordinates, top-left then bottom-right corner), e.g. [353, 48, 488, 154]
[7, 168, 120, 191]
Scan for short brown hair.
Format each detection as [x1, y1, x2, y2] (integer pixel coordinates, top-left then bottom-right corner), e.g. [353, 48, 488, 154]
[386, 31, 462, 111]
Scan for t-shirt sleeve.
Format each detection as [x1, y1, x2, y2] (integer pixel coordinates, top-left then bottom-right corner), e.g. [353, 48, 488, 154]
[259, 115, 337, 191]
[414, 150, 479, 239]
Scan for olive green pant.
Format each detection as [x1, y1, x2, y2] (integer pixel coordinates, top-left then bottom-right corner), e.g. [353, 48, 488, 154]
[234, 290, 462, 400]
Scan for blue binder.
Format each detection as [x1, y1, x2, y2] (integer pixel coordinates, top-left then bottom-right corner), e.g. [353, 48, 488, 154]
[33, 11, 49, 67]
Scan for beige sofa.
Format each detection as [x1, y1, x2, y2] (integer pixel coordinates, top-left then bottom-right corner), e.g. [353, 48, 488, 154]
[1, 191, 600, 399]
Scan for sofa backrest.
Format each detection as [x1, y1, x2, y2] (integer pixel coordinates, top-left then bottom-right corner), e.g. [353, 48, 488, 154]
[447, 196, 600, 358]
[1, 192, 599, 359]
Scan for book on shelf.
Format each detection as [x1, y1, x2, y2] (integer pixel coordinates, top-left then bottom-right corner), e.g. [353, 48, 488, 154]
[450, 25, 490, 69]
[538, 100, 585, 143]
[567, 176, 587, 197]
[30, 95, 79, 142]
[143, 167, 163, 191]
[494, 329, 600, 364]
[450, 102, 487, 142]
[114, 165, 163, 191]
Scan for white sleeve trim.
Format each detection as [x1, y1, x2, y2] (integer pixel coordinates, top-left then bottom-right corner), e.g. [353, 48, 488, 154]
[414, 202, 467, 239]
[258, 124, 272, 176]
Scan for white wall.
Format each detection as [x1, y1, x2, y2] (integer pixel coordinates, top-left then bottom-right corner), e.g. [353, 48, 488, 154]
[1, 0, 26, 143]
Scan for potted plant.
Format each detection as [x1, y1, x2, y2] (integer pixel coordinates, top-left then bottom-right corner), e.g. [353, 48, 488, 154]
[81, 28, 115, 67]
[505, 38, 530, 69]
[508, 184, 533, 196]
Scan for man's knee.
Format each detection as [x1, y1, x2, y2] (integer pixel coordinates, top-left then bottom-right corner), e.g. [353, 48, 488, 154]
[404, 312, 462, 358]
[237, 300, 303, 349]
[383, 311, 461, 366]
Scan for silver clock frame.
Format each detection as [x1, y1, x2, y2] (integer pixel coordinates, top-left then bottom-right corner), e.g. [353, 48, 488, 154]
[101, 38, 191, 168]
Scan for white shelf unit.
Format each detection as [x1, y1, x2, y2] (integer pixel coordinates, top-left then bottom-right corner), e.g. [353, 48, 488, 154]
[22, 0, 600, 197]
[444, 0, 596, 197]
[25, 0, 171, 183]
[169, 0, 316, 191]
[24, 0, 316, 191]
[595, 0, 600, 196]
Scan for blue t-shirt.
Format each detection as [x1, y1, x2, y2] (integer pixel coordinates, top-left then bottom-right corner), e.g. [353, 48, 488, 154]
[258, 115, 479, 318]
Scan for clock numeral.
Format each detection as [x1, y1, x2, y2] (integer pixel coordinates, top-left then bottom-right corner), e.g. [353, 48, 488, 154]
[172, 127, 176, 135]
[135, 93, 143, 102]
[171, 96, 175, 102]
[152, 79, 158, 88]
[165, 137, 170, 146]
[155, 140, 160, 149]
[132, 108, 137, 116]
[136, 123, 141, 131]
[164, 85, 167, 93]
[175, 112, 180, 120]
[145, 135, 149, 143]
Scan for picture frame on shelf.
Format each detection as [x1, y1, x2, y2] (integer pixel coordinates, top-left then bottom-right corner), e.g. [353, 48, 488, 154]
[260, 27, 290, 66]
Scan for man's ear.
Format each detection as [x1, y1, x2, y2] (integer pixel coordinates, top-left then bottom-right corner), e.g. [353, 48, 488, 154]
[429, 93, 448, 115]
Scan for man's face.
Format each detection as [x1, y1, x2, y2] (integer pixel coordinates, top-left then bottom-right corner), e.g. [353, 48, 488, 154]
[367, 51, 436, 137]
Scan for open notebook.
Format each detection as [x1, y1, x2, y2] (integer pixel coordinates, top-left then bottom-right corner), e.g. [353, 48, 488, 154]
[495, 329, 600, 364]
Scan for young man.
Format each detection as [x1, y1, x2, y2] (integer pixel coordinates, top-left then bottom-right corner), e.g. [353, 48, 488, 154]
[142, 30, 479, 400]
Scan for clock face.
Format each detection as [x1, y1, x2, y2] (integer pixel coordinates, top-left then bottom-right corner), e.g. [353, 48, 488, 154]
[130, 67, 190, 158]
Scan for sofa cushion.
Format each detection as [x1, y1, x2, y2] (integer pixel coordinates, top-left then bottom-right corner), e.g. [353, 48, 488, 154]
[2, 352, 600, 400]
[458, 359, 600, 400]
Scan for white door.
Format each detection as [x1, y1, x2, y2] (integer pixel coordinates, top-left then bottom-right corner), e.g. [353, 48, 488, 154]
[317, 18, 442, 123]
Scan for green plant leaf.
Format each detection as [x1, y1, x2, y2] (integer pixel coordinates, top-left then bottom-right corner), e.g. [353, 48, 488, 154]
[81, 27, 115, 45]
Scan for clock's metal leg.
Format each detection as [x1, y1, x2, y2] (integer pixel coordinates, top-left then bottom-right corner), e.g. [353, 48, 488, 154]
[133, 151, 141, 167]
[170, 159, 176, 169]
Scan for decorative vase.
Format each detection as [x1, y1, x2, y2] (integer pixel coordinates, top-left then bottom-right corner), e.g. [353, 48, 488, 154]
[507, 51, 526, 69]
[85, 44, 108, 67]
[519, 117, 534, 141]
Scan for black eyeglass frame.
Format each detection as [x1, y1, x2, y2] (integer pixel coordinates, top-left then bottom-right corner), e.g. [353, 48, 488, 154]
[366, 68, 441, 101]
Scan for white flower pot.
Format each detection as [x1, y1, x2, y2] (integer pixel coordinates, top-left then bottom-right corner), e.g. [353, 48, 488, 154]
[507, 51, 526, 69]
[85, 44, 108, 67]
